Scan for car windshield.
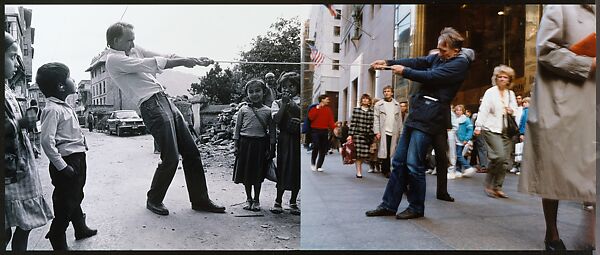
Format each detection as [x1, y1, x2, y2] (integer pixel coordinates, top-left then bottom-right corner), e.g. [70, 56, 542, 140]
[115, 111, 140, 119]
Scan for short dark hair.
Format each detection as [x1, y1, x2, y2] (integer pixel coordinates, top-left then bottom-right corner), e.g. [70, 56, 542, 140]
[36, 62, 70, 98]
[438, 27, 464, 50]
[382, 85, 393, 92]
[318, 94, 329, 103]
[106, 22, 134, 48]
[277, 72, 300, 90]
[30, 99, 37, 106]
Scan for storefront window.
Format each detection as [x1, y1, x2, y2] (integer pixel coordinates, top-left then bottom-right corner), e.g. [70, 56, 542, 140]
[393, 5, 414, 99]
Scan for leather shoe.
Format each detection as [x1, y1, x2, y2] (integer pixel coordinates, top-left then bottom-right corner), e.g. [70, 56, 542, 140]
[192, 199, 226, 213]
[545, 239, 566, 251]
[396, 208, 424, 219]
[146, 201, 169, 215]
[436, 193, 455, 202]
[365, 206, 396, 217]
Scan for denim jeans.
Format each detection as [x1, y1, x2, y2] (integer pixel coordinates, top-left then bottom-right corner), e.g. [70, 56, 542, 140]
[446, 130, 456, 173]
[455, 144, 472, 171]
[380, 126, 432, 214]
[140, 92, 210, 205]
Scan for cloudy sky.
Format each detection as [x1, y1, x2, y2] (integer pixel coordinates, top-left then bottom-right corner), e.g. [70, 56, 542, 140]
[13, 4, 312, 84]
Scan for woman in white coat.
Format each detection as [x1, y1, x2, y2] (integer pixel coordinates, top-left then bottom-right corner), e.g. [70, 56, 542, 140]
[474, 65, 517, 199]
[518, 4, 596, 251]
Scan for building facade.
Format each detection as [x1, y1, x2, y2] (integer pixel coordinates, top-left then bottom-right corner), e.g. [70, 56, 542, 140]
[5, 6, 35, 110]
[307, 4, 343, 120]
[85, 49, 138, 115]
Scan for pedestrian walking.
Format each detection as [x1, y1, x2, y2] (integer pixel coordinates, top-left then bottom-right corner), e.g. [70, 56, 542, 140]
[104, 22, 225, 215]
[453, 105, 477, 177]
[37, 63, 97, 250]
[308, 95, 337, 172]
[233, 79, 276, 212]
[474, 65, 518, 199]
[446, 105, 459, 179]
[373, 86, 402, 178]
[366, 27, 474, 219]
[86, 111, 95, 132]
[4, 31, 53, 252]
[270, 72, 301, 215]
[26, 99, 41, 158]
[348, 94, 375, 178]
[518, 4, 596, 251]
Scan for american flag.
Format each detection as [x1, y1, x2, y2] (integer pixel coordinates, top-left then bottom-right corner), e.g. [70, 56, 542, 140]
[309, 44, 325, 67]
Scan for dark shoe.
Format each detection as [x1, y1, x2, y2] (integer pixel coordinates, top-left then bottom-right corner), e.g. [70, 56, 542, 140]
[395, 208, 424, 220]
[365, 206, 396, 217]
[192, 199, 226, 213]
[45, 232, 69, 250]
[146, 200, 169, 215]
[270, 202, 283, 214]
[242, 199, 253, 211]
[545, 239, 566, 251]
[72, 213, 98, 240]
[356, 174, 363, 178]
[251, 200, 261, 212]
[289, 203, 300, 215]
[436, 193, 455, 202]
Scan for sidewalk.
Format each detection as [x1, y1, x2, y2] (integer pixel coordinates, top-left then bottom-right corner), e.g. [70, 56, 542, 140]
[301, 149, 591, 250]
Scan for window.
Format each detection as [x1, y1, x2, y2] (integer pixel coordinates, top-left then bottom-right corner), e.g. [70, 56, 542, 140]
[332, 60, 340, 70]
[23, 44, 28, 56]
[333, 26, 341, 36]
[333, 43, 340, 53]
[335, 9, 341, 19]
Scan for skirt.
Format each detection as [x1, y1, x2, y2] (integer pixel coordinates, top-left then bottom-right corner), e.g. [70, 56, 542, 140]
[353, 134, 371, 159]
[233, 136, 269, 185]
[276, 131, 300, 191]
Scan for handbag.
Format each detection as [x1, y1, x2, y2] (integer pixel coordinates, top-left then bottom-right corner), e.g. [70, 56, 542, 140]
[504, 93, 519, 137]
[265, 160, 277, 182]
[249, 106, 277, 182]
[341, 140, 356, 165]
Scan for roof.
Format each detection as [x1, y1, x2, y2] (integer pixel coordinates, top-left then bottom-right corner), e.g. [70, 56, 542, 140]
[85, 49, 109, 72]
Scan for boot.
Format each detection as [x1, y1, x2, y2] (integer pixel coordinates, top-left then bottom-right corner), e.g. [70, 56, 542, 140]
[45, 232, 68, 251]
[72, 213, 97, 240]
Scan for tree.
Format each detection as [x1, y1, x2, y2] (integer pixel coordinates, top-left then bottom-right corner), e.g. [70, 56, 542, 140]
[238, 17, 301, 81]
[193, 63, 241, 104]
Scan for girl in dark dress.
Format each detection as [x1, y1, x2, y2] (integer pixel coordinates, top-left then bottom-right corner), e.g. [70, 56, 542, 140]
[269, 72, 301, 215]
[233, 80, 276, 211]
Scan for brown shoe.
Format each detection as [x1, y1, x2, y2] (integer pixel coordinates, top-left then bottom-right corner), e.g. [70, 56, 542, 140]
[495, 190, 509, 198]
[485, 188, 498, 198]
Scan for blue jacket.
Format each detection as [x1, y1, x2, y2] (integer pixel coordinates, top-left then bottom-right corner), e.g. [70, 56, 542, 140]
[388, 48, 475, 134]
[519, 107, 528, 135]
[456, 116, 473, 143]
[301, 103, 318, 134]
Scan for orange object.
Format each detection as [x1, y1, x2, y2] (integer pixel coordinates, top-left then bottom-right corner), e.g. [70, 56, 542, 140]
[569, 32, 596, 57]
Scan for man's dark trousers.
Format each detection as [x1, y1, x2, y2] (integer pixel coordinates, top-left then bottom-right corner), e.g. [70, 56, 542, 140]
[139, 92, 210, 205]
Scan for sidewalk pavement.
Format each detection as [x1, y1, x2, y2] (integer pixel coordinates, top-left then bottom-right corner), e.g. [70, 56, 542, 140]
[301, 149, 592, 250]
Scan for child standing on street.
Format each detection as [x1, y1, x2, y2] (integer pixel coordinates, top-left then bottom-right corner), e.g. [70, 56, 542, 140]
[233, 79, 276, 212]
[38, 63, 97, 250]
[454, 104, 477, 177]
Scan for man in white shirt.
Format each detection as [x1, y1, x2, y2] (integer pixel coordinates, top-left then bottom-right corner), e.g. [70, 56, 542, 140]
[104, 22, 225, 216]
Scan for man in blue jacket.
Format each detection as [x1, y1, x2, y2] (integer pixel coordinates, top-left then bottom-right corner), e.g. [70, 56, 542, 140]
[366, 27, 474, 219]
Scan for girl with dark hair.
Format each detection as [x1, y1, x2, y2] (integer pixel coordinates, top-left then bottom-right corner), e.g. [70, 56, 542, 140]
[269, 72, 301, 215]
[233, 79, 276, 212]
[4, 32, 54, 251]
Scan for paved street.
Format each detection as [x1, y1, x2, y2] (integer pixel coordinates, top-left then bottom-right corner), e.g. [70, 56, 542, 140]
[19, 130, 299, 250]
[301, 149, 593, 250]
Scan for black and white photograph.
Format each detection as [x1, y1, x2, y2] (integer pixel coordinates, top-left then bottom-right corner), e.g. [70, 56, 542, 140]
[4, 4, 306, 250]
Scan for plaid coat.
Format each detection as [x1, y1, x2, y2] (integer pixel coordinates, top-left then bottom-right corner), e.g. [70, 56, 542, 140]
[349, 107, 374, 159]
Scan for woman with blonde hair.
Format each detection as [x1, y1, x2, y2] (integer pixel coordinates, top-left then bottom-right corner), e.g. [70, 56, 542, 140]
[474, 65, 517, 198]
[347, 94, 375, 178]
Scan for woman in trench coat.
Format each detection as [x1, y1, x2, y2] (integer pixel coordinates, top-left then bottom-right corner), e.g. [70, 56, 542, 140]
[518, 4, 596, 251]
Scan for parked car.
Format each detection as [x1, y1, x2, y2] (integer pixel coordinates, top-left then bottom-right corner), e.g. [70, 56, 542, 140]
[107, 110, 146, 136]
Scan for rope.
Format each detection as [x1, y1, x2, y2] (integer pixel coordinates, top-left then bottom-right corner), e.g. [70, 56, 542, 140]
[213, 59, 381, 67]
